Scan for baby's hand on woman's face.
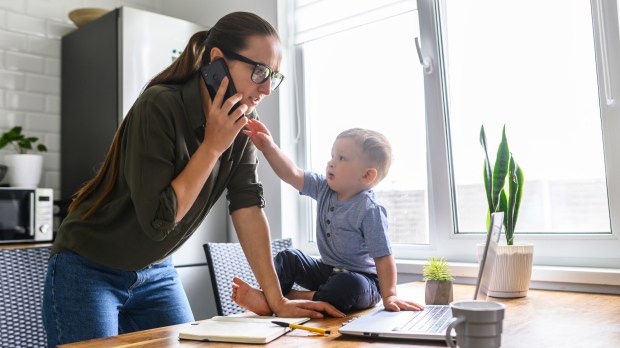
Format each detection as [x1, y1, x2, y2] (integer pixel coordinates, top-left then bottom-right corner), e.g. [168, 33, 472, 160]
[246, 119, 270, 135]
[243, 119, 274, 151]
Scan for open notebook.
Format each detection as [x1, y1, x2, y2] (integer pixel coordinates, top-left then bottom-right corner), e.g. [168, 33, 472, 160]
[178, 316, 310, 344]
[338, 212, 503, 341]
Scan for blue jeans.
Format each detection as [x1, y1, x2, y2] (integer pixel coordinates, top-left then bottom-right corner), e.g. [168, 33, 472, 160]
[42, 252, 194, 347]
[274, 248, 381, 312]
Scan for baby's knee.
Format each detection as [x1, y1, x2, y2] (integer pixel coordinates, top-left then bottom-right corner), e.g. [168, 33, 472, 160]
[314, 275, 380, 311]
[274, 248, 303, 262]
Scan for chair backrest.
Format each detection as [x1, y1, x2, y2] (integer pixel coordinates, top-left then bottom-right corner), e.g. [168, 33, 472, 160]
[0, 245, 51, 348]
[203, 238, 292, 316]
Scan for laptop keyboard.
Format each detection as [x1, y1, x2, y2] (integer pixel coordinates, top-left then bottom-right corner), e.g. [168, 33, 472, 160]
[394, 305, 452, 334]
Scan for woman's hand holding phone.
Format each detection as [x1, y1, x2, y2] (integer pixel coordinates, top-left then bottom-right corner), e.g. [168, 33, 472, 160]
[172, 76, 248, 221]
[202, 76, 249, 155]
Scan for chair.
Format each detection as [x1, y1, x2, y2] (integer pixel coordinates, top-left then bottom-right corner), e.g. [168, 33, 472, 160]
[0, 245, 51, 348]
[203, 238, 292, 316]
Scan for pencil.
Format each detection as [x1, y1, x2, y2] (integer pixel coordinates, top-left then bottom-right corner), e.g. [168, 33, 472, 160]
[272, 321, 331, 335]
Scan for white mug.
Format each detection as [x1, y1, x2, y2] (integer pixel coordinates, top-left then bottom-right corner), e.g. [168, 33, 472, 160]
[445, 300, 506, 348]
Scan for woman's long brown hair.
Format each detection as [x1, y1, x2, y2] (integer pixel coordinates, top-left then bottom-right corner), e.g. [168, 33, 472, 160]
[69, 12, 280, 219]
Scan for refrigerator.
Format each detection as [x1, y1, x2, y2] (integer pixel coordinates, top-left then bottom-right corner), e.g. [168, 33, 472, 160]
[61, 6, 225, 320]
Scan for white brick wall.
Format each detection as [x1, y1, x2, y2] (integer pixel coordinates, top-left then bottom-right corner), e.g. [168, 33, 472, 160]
[0, 0, 162, 198]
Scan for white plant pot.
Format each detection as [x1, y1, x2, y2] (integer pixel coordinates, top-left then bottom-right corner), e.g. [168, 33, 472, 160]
[5, 154, 43, 188]
[477, 242, 534, 298]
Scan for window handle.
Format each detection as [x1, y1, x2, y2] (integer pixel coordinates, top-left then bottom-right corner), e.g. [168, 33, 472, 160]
[594, 0, 616, 106]
[415, 36, 433, 74]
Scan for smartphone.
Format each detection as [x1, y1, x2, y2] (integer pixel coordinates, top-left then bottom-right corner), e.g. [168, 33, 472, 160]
[199, 58, 241, 115]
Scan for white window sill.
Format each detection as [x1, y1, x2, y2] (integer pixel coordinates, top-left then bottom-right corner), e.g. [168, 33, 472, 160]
[395, 259, 620, 295]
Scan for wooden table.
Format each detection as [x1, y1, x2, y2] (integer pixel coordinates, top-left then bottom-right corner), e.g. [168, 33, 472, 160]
[59, 282, 620, 348]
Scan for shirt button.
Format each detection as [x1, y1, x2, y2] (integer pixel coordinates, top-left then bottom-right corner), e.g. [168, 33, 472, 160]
[327, 233, 331, 237]
[330, 207, 334, 212]
[326, 219, 331, 224]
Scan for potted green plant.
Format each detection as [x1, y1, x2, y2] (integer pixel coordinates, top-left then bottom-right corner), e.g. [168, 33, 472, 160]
[479, 124, 533, 298]
[423, 257, 454, 305]
[0, 126, 48, 187]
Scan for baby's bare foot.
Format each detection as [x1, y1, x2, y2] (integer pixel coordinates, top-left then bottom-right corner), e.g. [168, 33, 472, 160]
[231, 276, 273, 316]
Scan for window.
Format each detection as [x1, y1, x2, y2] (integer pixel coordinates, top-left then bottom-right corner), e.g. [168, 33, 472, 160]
[300, 11, 428, 245]
[444, 0, 610, 234]
[285, 0, 620, 269]
[290, 0, 428, 251]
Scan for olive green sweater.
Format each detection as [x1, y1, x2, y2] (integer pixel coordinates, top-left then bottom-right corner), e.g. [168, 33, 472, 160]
[53, 75, 264, 270]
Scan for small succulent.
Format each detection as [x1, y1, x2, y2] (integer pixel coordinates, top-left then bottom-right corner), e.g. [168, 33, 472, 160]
[422, 257, 454, 281]
[0, 126, 47, 154]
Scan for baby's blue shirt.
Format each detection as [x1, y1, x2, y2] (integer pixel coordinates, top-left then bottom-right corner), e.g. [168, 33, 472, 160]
[301, 171, 392, 274]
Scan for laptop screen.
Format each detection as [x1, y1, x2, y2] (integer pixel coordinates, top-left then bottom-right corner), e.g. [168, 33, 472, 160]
[474, 211, 503, 300]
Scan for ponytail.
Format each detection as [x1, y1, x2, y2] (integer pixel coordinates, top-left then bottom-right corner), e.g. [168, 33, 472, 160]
[69, 118, 127, 218]
[146, 30, 209, 88]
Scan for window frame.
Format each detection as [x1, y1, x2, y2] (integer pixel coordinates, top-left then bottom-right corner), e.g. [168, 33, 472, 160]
[279, 0, 620, 272]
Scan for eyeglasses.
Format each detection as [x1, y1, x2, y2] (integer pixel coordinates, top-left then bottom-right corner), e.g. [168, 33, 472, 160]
[221, 49, 285, 91]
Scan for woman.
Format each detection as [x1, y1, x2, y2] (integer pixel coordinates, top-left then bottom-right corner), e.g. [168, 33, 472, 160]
[42, 11, 343, 347]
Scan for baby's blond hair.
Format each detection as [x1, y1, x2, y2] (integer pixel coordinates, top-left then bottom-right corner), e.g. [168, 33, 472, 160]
[336, 128, 392, 185]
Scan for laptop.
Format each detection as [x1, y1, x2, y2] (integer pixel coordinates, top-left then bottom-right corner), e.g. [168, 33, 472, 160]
[338, 212, 504, 341]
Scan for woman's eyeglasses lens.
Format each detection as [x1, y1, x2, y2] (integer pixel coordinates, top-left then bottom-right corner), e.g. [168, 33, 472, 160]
[251, 64, 283, 91]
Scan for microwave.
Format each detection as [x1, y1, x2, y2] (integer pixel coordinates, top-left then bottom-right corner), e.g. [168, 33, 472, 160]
[0, 187, 54, 243]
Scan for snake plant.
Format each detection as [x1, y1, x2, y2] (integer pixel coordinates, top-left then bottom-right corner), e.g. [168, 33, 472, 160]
[480, 125, 524, 245]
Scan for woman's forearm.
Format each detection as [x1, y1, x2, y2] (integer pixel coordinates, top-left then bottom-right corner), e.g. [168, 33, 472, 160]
[171, 143, 220, 222]
[231, 206, 286, 312]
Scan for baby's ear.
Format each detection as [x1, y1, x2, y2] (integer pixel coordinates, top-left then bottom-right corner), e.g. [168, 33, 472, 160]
[361, 168, 378, 186]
